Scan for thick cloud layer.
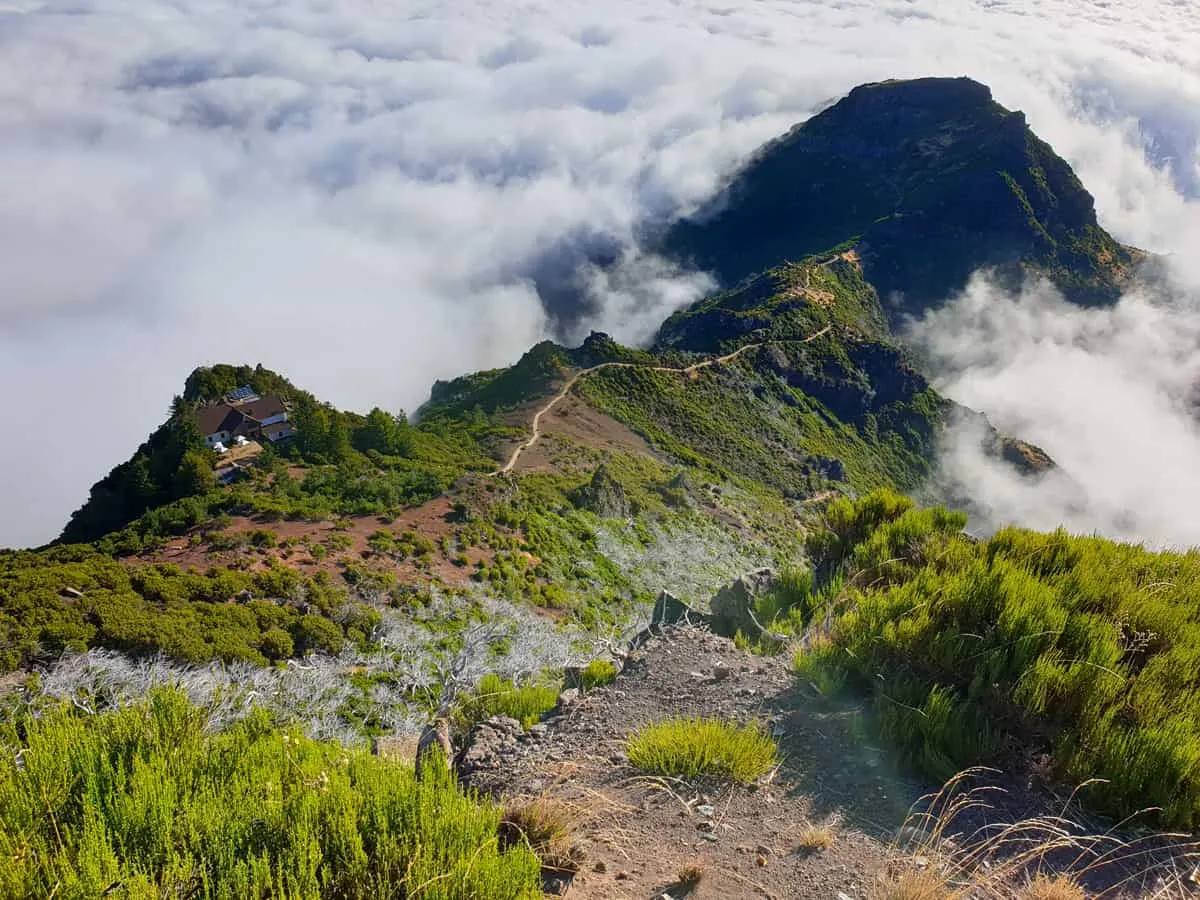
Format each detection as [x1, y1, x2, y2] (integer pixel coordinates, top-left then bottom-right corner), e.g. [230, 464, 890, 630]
[1, 0, 1198, 547]
[911, 274, 1200, 548]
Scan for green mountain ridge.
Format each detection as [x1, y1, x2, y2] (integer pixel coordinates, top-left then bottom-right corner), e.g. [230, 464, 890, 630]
[663, 76, 1143, 320]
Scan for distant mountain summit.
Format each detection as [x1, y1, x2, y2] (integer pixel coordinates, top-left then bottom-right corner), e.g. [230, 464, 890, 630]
[664, 76, 1142, 321]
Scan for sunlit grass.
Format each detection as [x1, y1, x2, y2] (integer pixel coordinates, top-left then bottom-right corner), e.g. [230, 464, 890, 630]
[0, 687, 540, 899]
[626, 717, 777, 782]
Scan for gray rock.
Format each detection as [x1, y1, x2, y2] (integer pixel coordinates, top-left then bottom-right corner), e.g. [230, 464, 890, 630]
[572, 464, 632, 519]
[458, 716, 522, 776]
[709, 568, 778, 639]
[650, 590, 708, 628]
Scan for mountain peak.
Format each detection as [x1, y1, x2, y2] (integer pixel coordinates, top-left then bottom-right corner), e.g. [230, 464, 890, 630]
[664, 76, 1140, 321]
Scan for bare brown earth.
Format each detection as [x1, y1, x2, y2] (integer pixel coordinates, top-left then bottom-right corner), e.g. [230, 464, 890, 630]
[462, 627, 915, 900]
[132, 494, 493, 588]
[509, 395, 660, 476]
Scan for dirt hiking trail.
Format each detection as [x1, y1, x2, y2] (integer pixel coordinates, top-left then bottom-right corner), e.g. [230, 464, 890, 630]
[492, 327, 832, 476]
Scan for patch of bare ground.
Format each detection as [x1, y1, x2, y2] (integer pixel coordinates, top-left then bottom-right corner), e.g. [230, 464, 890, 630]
[0, 670, 27, 695]
[461, 627, 912, 899]
[510, 396, 660, 475]
[130, 493, 495, 588]
[459, 626, 1200, 899]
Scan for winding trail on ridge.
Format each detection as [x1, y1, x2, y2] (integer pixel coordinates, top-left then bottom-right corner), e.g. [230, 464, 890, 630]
[491, 324, 833, 476]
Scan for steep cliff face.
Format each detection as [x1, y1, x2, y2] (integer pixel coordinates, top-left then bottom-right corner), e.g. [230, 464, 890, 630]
[664, 77, 1140, 321]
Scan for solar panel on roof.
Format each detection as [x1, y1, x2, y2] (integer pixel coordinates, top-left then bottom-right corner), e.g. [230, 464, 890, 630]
[228, 386, 256, 402]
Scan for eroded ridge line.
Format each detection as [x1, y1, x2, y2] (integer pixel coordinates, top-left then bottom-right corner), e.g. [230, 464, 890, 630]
[491, 325, 833, 476]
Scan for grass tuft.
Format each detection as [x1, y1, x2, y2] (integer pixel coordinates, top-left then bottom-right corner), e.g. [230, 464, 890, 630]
[499, 796, 581, 874]
[676, 860, 706, 893]
[626, 717, 778, 783]
[1017, 875, 1086, 900]
[887, 770, 1200, 898]
[869, 867, 951, 900]
[461, 672, 561, 729]
[797, 823, 837, 852]
[581, 658, 618, 691]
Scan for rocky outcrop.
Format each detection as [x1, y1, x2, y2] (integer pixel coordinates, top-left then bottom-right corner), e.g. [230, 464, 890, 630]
[458, 715, 524, 777]
[709, 569, 785, 647]
[571, 464, 632, 519]
[988, 432, 1056, 477]
[650, 590, 708, 628]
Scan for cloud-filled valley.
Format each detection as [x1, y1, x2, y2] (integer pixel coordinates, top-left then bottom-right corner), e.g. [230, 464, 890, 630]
[1, 0, 1199, 547]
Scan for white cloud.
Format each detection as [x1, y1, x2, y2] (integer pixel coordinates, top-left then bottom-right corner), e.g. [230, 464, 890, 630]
[1, 0, 1199, 546]
[910, 273, 1200, 548]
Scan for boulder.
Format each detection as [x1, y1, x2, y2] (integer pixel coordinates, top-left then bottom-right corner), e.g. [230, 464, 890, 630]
[650, 590, 708, 628]
[458, 715, 523, 776]
[572, 464, 632, 519]
[709, 568, 779, 639]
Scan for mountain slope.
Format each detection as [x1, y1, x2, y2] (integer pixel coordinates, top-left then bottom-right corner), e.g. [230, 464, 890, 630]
[663, 76, 1141, 320]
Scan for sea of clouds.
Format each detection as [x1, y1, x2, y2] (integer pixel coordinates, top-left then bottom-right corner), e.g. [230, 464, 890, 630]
[1, 0, 1198, 547]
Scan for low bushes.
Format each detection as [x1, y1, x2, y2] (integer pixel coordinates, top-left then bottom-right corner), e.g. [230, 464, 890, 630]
[626, 717, 778, 782]
[0, 688, 540, 899]
[799, 488, 1200, 828]
[580, 658, 618, 690]
[0, 550, 375, 671]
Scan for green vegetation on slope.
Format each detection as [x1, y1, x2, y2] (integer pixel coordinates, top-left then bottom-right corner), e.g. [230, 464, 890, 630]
[794, 490, 1200, 828]
[663, 76, 1139, 319]
[60, 363, 509, 548]
[579, 336, 946, 497]
[655, 256, 888, 353]
[0, 688, 540, 899]
[0, 547, 378, 672]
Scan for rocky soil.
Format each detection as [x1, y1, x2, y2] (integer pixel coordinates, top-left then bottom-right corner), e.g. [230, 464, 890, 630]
[460, 625, 924, 899]
[456, 622, 1200, 899]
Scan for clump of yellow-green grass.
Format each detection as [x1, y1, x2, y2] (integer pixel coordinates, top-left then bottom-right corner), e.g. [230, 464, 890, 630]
[580, 658, 618, 690]
[460, 672, 561, 729]
[0, 687, 541, 900]
[626, 717, 778, 782]
[499, 796, 582, 875]
[797, 822, 838, 852]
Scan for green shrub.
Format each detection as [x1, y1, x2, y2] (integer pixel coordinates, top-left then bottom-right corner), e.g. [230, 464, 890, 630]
[248, 528, 277, 548]
[259, 627, 294, 660]
[294, 614, 344, 655]
[801, 492, 1200, 828]
[580, 659, 618, 691]
[207, 531, 248, 552]
[326, 533, 353, 552]
[0, 688, 540, 899]
[461, 674, 561, 729]
[626, 717, 778, 782]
